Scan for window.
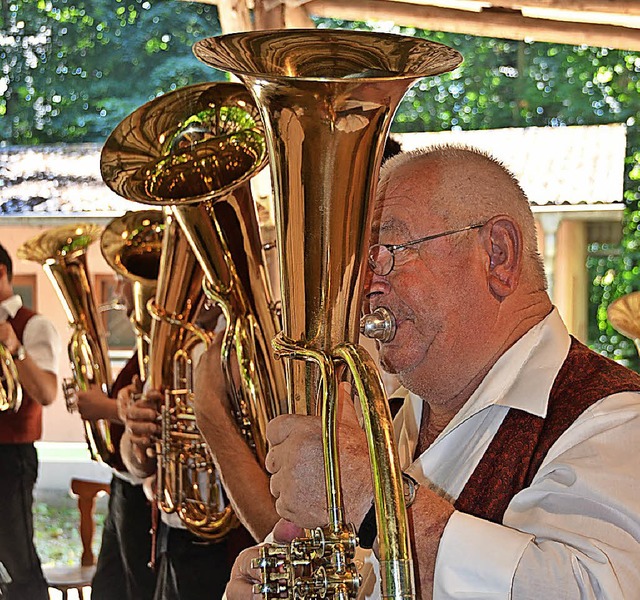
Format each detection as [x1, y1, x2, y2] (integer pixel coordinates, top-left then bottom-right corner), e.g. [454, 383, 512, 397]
[13, 274, 36, 310]
[94, 274, 136, 354]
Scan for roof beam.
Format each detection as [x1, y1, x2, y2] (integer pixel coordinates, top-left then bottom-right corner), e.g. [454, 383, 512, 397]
[305, 0, 640, 50]
[489, 0, 640, 16]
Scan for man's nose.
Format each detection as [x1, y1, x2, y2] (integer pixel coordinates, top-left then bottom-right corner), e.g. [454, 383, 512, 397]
[363, 268, 389, 311]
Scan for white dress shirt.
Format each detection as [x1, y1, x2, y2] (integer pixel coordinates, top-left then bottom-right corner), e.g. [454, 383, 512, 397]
[362, 308, 640, 599]
[0, 294, 60, 375]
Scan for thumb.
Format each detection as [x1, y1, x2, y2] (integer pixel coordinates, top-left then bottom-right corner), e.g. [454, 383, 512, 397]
[273, 518, 304, 543]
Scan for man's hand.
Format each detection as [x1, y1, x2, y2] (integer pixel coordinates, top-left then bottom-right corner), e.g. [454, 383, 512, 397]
[0, 322, 20, 355]
[225, 519, 304, 600]
[119, 381, 161, 464]
[76, 385, 119, 422]
[193, 331, 280, 542]
[265, 382, 373, 530]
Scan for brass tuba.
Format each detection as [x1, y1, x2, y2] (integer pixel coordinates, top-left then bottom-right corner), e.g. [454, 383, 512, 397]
[100, 210, 164, 379]
[194, 29, 462, 600]
[100, 81, 286, 466]
[18, 225, 116, 464]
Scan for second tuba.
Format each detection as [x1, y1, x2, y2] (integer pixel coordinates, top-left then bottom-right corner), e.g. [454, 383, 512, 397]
[147, 208, 238, 539]
[100, 81, 286, 465]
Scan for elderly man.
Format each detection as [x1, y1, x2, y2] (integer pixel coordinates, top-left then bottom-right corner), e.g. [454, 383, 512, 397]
[226, 145, 640, 599]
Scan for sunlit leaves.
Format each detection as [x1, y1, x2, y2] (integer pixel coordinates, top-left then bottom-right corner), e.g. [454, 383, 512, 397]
[0, 0, 222, 144]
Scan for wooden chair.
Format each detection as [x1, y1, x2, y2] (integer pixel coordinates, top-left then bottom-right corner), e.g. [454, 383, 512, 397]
[43, 478, 111, 600]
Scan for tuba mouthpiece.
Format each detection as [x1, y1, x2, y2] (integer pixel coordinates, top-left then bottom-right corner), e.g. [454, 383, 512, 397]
[361, 307, 397, 343]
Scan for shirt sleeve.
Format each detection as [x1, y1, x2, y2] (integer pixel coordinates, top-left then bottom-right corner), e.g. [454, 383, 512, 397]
[22, 314, 62, 375]
[433, 391, 640, 599]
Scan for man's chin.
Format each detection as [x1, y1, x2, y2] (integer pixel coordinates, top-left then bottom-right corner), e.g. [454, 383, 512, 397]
[379, 347, 405, 376]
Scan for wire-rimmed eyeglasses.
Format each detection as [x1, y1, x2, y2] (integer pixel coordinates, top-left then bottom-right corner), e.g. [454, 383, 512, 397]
[368, 222, 486, 277]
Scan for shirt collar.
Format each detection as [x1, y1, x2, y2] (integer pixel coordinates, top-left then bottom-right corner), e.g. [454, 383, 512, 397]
[0, 295, 23, 320]
[395, 308, 571, 443]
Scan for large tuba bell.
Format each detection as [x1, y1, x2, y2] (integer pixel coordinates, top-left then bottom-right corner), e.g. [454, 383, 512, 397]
[194, 29, 462, 600]
[18, 225, 116, 464]
[100, 210, 164, 379]
[100, 81, 286, 465]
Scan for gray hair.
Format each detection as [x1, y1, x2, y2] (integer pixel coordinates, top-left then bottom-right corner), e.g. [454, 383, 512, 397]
[378, 144, 547, 288]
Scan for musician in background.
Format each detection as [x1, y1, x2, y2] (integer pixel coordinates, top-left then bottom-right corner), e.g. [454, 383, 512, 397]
[74, 276, 156, 600]
[0, 243, 61, 600]
[118, 303, 254, 600]
[226, 145, 640, 599]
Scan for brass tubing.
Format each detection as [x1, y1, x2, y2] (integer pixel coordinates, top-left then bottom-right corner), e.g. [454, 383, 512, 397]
[334, 343, 414, 599]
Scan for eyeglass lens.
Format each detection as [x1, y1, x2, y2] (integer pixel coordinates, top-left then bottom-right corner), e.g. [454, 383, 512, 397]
[368, 244, 393, 276]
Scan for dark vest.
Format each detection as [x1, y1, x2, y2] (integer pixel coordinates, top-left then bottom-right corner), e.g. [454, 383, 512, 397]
[454, 337, 640, 523]
[0, 306, 42, 443]
[108, 353, 139, 472]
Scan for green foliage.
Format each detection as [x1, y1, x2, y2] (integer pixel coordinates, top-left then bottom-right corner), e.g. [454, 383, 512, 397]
[0, 0, 224, 144]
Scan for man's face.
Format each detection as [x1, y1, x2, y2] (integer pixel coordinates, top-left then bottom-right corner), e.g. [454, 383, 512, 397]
[365, 164, 490, 391]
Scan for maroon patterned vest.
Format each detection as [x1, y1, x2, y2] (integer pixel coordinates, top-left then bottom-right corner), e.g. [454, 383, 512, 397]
[454, 337, 640, 523]
[0, 306, 42, 443]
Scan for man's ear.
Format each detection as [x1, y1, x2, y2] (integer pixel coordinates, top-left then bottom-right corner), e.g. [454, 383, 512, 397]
[480, 216, 522, 301]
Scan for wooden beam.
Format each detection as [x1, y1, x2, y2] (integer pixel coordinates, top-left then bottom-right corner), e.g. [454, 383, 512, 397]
[352, 0, 640, 17]
[305, 0, 640, 50]
[254, 0, 287, 28]
[495, 0, 640, 16]
[191, 0, 253, 33]
[284, 4, 316, 28]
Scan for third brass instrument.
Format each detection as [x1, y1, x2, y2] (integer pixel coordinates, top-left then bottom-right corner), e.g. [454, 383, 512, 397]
[18, 225, 116, 464]
[195, 29, 462, 600]
[100, 210, 164, 379]
[148, 208, 238, 539]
